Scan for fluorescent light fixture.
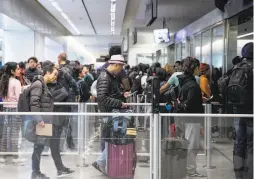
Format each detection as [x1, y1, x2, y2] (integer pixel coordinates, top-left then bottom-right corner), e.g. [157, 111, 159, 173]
[61, 12, 69, 20]
[51, 2, 63, 12]
[111, 20, 115, 27]
[237, 32, 254, 39]
[111, 2, 116, 12]
[110, 0, 116, 35]
[48, 0, 80, 35]
[111, 13, 115, 20]
[67, 20, 80, 35]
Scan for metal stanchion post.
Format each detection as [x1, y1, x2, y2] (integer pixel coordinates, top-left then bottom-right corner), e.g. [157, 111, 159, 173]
[149, 114, 154, 179]
[153, 114, 159, 179]
[144, 95, 148, 129]
[77, 103, 89, 167]
[136, 95, 141, 127]
[158, 115, 162, 179]
[204, 104, 216, 169]
[151, 76, 160, 179]
[204, 104, 207, 156]
[218, 108, 224, 138]
[77, 103, 81, 155]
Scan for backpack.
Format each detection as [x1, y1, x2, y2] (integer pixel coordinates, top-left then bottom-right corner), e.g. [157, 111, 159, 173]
[226, 59, 253, 105]
[18, 80, 44, 112]
[77, 79, 90, 102]
[18, 86, 32, 112]
[217, 74, 230, 94]
[102, 109, 135, 145]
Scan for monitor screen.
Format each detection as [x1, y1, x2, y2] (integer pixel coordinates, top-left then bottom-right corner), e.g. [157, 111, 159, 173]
[153, 29, 170, 44]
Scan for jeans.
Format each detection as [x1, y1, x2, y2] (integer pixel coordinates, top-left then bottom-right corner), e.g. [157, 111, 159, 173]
[96, 142, 108, 168]
[32, 126, 64, 172]
[97, 117, 109, 167]
[233, 117, 253, 179]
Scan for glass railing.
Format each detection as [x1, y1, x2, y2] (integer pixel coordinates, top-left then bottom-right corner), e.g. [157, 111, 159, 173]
[0, 102, 252, 179]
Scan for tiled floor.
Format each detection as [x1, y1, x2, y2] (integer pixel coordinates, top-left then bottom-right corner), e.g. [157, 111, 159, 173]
[0, 138, 236, 179]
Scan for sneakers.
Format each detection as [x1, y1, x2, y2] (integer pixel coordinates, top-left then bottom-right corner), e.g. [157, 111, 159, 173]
[57, 167, 75, 178]
[188, 171, 207, 178]
[31, 171, 50, 179]
[92, 161, 106, 175]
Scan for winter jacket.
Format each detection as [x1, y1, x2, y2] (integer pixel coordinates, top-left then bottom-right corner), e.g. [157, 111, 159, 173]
[29, 76, 54, 145]
[177, 74, 203, 114]
[97, 69, 123, 112]
[76, 79, 90, 102]
[24, 68, 41, 83]
[30, 76, 54, 123]
[57, 67, 79, 97]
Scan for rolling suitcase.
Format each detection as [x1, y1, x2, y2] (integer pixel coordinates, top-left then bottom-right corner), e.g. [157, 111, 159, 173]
[107, 142, 137, 179]
[161, 138, 188, 179]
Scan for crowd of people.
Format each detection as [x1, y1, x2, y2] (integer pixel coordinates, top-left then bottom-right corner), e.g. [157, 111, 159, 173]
[0, 42, 252, 179]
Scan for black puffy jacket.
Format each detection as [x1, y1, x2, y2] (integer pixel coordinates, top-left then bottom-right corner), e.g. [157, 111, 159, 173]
[177, 74, 203, 113]
[30, 76, 54, 124]
[97, 70, 123, 112]
[57, 67, 79, 97]
[25, 68, 41, 83]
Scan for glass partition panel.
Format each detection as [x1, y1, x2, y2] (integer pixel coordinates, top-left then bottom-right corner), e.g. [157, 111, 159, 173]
[176, 43, 182, 61]
[212, 25, 224, 70]
[201, 30, 211, 64]
[136, 53, 154, 66]
[195, 34, 201, 60]
[0, 107, 152, 179]
[212, 25, 224, 82]
[181, 41, 187, 59]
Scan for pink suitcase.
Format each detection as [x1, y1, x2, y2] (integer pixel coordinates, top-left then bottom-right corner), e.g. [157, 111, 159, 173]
[107, 142, 136, 179]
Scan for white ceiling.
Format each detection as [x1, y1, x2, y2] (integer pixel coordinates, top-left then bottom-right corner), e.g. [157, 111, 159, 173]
[37, 0, 128, 36]
[37, 0, 128, 58]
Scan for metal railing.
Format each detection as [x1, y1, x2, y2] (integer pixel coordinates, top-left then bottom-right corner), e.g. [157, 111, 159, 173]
[0, 101, 253, 179]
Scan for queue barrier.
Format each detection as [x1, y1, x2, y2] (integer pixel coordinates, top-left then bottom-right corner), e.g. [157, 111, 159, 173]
[0, 102, 252, 179]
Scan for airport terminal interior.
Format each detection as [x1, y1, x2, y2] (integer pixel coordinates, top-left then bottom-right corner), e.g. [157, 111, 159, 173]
[0, 0, 253, 179]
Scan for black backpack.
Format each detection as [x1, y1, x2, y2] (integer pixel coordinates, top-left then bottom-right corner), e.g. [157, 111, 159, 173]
[18, 86, 32, 112]
[226, 59, 253, 105]
[217, 74, 230, 94]
[18, 79, 44, 112]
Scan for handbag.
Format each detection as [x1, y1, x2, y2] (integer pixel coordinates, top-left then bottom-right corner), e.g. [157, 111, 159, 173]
[52, 86, 69, 102]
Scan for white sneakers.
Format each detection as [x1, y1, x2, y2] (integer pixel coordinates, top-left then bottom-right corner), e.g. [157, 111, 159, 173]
[12, 158, 27, 164]
[0, 157, 26, 165]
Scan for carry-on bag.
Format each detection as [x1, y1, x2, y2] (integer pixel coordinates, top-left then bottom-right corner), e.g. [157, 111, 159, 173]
[161, 138, 188, 179]
[107, 142, 137, 179]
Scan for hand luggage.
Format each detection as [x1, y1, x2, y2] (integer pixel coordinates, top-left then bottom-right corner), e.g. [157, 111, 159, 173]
[161, 138, 188, 179]
[107, 142, 137, 179]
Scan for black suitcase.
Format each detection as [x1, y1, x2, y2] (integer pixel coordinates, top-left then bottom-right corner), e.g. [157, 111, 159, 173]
[161, 138, 188, 179]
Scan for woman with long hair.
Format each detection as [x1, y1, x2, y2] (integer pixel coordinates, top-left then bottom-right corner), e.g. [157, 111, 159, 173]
[0, 62, 25, 165]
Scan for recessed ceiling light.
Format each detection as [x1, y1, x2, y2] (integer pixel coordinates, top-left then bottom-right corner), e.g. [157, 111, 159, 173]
[61, 12, 69, 20]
